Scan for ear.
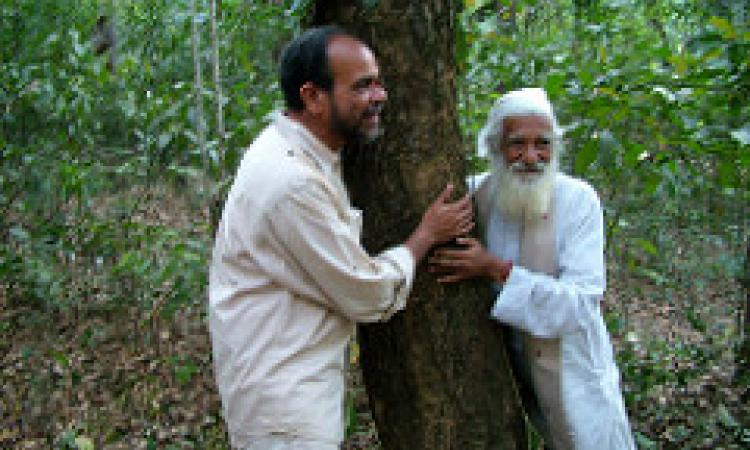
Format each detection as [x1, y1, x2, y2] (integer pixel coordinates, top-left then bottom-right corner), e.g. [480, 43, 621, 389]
[299, 82, 326, 115]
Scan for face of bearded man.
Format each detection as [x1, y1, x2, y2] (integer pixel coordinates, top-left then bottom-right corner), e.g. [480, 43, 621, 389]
[325, 36, 388, 146]
[330, 99, 384, 144]
[491, 115, 558, 220]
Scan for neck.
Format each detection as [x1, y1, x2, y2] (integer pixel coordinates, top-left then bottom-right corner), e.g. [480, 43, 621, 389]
[286, 110, 344, 152]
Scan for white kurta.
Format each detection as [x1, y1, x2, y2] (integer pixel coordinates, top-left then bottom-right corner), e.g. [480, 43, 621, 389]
[209, 113, 415, 448]
[472, 172, 635, 450]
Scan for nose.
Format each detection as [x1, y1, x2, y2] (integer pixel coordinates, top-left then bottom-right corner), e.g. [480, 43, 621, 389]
[371, 84, 387, 103]
[521, 145, 540, 165]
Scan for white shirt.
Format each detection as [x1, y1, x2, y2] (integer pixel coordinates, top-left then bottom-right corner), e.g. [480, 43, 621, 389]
[473, 172, 635, 450]
[208, 113, 415, 448]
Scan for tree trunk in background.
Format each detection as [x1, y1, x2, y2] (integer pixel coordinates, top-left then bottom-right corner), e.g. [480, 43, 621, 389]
[191, 0, 207, 170]
[735, 0, 749, 375]
[572, 0, 599, 55]
[644, 0, 669, 46]
[707, 2, 749, 380]
[740, 243, 749, 386]
[210, 0, 225, 176]
[313, 2, 525, 449]
[730, 2, 749, 384]
[570, 0, 598, 175]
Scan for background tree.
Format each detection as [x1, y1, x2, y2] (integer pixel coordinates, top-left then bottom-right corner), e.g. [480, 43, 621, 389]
[312, 2, 526, 449]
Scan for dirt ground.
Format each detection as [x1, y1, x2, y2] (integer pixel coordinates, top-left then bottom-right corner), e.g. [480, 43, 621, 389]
[3, 269, 746, 449]
[1, 185, 747, 449]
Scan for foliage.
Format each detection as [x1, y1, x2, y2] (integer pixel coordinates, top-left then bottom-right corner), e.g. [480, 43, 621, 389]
[1, 0, 306, 309]
[1, 0, 748, 448]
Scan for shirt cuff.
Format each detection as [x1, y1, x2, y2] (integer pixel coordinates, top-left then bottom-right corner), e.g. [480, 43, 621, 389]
[490, 264, 535, 322]
[379, 245, 416, 318]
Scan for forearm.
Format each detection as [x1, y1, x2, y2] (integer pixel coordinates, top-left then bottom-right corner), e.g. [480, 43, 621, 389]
[492, 266, 604, 337]
[486, 256, 512, 283]
[404, 225, 436, 264]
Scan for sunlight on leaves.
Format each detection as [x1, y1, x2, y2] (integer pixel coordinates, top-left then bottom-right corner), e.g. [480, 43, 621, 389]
[708, 16, 736, 40]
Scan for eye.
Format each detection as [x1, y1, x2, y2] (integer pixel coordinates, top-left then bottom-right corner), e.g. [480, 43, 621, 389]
[536, 138, 551, 147]
[353, 77, 384, 93]
[508, 138, 525, 147]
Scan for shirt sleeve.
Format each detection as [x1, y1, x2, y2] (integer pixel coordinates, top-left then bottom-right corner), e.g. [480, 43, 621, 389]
[266, 178, 415, 323]
[490, 185, 606, 338]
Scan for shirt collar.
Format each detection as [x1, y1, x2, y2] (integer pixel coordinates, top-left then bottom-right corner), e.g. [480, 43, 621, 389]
[273, 111, 341, 175]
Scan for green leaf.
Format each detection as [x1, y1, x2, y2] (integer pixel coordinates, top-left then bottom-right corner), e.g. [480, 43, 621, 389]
[74, 436, 95, 450]
[708, 16, 736, 40]
[574, 140, 598, 175]
[9, 226, 30, 242]
[344, 395, 358, 438]
[580, 69, 594, 86]
[686, 307, 707, 332]
[623, 143, 644, 169]
[634, 432, 658, 449]
[544, 73, 566, 98]
[717, 404, 739, 429]
[637, 267, 668, 286]
[634, 238, 658, 256]
[172, 357, 197, 385]
[146, 433, 158, 450]
[465, 0, 495, 14]
[51, 350, 69, 368]
[668, 55, 689, 76]
[643, 172, 661, 195]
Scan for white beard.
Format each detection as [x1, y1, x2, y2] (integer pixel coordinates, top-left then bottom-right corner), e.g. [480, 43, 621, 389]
[491, 155, 557, 221]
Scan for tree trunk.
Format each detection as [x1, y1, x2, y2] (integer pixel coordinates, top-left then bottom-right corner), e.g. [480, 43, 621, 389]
[709, 4, 749, 376]
[729, 4, 749, 382]
[313, 2, 526, 449]
[210, 0, 225, 176]
[739, 242, 749, 388]
[572, 0, 599, 50]
[191, 0, 207, 170]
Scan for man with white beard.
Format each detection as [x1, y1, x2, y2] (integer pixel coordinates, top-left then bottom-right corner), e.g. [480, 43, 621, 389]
[430, 88, 636, 450]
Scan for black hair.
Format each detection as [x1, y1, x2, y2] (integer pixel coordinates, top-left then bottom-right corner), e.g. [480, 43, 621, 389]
[279, 25, 351, 111]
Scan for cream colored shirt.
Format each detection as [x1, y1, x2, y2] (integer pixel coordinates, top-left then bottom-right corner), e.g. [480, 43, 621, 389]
[208, 113, 415, 448]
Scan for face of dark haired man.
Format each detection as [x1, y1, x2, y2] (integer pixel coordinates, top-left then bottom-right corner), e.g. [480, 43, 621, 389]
[324, 36, 387, 147]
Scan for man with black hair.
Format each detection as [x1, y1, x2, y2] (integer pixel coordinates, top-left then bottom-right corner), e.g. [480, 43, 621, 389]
[208, 26, 473, 450]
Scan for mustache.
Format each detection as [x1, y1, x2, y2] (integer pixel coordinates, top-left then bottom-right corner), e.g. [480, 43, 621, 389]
[363, 103, 384, 117]
[508, 161, 549, 173]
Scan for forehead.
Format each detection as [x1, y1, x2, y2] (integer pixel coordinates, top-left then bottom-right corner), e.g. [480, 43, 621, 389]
[326, 36, 379, 84]
[503, 115, 552, 136]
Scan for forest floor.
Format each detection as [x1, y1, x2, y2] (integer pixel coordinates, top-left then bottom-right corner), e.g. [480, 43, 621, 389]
[1, 184, 747, 449]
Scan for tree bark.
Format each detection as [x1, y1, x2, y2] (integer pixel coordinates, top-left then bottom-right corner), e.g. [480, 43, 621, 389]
[313, 2, 525, 449]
